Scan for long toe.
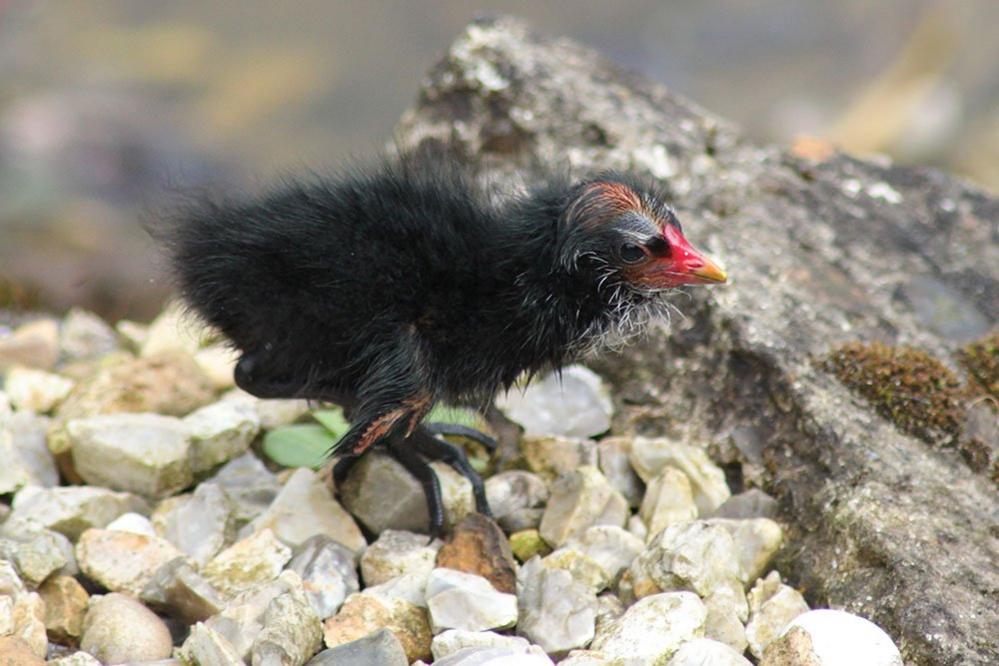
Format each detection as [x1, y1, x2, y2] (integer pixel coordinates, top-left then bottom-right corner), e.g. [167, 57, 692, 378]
[423, 422, 498, 451]
[385, 436, 446, 538]
[410, 427, 493, 518]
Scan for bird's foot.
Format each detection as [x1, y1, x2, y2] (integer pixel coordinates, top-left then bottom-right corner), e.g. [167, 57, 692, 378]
[422, 422, 498, 451]
[331, 426, 493, 539]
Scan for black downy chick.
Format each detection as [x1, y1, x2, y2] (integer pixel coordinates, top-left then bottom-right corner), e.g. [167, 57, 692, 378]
[159, 153, 727, 536]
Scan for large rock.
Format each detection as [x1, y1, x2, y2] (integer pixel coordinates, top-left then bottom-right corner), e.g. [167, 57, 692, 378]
[395, 17, 999, 664]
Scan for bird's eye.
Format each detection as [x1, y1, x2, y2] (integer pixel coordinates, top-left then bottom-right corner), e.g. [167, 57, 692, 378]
[619, 243, 645, 263]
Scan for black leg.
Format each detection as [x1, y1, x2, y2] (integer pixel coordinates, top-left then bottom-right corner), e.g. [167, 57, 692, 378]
[385, 436, 446, 539]
[332, 454, 360, 486]
[422, 422, 498, 451]
[409, 426, 493, 517]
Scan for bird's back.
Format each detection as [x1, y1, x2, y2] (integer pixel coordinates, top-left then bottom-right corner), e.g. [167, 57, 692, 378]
[161, 156, 512, 392]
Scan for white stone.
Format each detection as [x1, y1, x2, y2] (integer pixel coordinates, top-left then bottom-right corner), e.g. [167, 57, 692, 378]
[706, 518, 783, 584]
[67, 412, 193, 499]
[105, 512, 157, 537]
[667, 638, 752, 665]
[627, 521, 743, 600]
[4, 366, 74, 413]
[0, 412, 57, 494]
[361, 529, 442, 587]
[590, 591, 707, 664]
[425, 568, 518, 633]
[516, 557, 598, 656]
[496, 365, 613, 438]
[183, 399, 260, 474]
[431, 630, 533, 660]
[203, 528, 292, 598]
[640, 467, 698, 538]
[153, 482, 235, 567]
[628, 438, 730, 515]
[566, 525, 644, 583]
[769, 609, 903, 666]
[246, 467, 366, 554]
[745, 573, 810, 659]
[9, 485, 149, 541]
[539, 466, 628, 547]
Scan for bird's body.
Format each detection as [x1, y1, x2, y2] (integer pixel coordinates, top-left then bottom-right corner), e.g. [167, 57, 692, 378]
[161, 153, 725, 534]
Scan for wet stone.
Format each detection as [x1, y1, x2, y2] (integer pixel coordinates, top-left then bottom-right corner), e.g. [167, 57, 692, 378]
[516, 557, 598, 657]
[67, 412, 193, 500]
[288, 535, 360, 621]
[361, 529, 441, 588]
[484, 470, 549, 532]
[539, 466, 628, 547]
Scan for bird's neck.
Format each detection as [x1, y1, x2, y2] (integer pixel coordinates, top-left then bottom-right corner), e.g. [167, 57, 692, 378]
[499, 218, 643, 375]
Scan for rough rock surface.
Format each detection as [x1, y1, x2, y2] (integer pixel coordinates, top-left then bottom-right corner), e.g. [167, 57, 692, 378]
[395, 16, 999, 665]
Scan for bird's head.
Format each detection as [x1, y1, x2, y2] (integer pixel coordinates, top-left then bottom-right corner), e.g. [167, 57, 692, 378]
[558, 175, 727, 292]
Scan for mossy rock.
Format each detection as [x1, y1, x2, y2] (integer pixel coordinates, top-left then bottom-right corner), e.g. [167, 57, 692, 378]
[823, 342, 966, 444]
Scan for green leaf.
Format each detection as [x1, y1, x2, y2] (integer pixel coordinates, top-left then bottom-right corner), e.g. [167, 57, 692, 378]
[262, 424, 335, 469]
[312, 408, 351, 437]
[426, 405, 481, 428]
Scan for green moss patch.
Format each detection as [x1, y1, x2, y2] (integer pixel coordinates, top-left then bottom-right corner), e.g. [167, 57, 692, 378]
[823, 342, 966, 444]
[958, 331, 999, 401]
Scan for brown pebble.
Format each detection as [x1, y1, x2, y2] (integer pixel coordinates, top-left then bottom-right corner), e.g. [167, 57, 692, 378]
[436, 513, 517, 594]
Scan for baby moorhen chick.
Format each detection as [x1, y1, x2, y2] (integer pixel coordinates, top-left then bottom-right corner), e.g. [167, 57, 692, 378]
[159, 153, 726, 536]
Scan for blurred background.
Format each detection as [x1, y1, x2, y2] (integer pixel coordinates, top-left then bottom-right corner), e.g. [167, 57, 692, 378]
[1, 0, 996, 322]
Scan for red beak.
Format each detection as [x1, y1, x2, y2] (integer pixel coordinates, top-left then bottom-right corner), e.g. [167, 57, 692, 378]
[656, 225, 728, 286]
